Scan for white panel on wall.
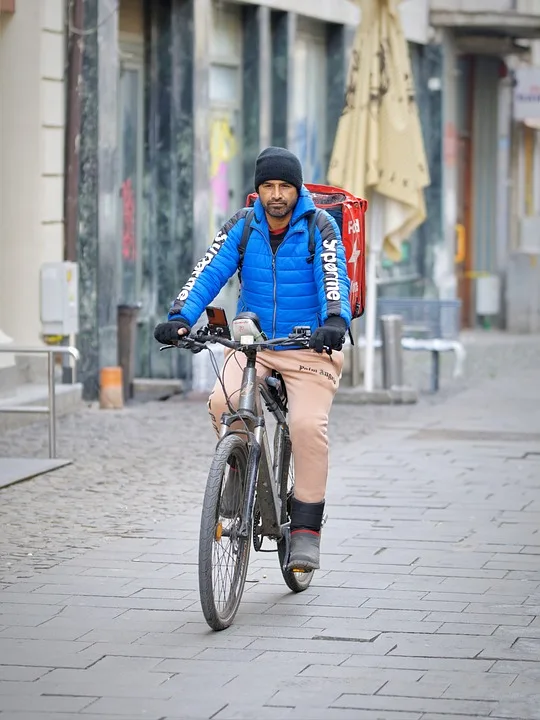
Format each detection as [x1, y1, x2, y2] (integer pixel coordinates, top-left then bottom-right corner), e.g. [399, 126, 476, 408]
[292, 20, 327, 184]
[399, 0, 429, 45]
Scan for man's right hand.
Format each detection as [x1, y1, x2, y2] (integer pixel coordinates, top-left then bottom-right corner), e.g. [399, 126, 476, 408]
[154, 319, 191, 345]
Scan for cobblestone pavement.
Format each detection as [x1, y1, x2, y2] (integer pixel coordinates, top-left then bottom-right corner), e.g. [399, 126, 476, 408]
[0, 333, 539, 719]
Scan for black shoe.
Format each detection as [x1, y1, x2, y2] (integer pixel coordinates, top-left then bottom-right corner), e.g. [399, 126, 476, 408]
[220, 460, 240, 519]
[287, 529, 320, 571]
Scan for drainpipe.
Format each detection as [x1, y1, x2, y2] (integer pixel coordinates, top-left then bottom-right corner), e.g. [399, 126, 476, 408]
[64, 0, 83, 263]
[62, 0, 83, 381]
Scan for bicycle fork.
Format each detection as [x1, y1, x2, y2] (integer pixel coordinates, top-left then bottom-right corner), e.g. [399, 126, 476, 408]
[238, 438, 261, 539]
[238, 429, 283, 542]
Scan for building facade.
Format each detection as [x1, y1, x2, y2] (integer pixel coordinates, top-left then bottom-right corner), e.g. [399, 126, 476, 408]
[74, 0, 362, 398]
[5, 0, 537, 401]
[430, 0, 540, 330]
[0, 0, 66, 372]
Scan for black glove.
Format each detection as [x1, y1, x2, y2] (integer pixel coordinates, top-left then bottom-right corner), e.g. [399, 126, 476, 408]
[154, 319, 191, 345]
[309, 316, 347, 354]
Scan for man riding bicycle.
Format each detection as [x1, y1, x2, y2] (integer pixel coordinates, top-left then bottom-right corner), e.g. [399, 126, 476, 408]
[154, 146, 351, 572]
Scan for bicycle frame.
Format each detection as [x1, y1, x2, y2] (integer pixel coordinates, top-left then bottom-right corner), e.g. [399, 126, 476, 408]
[217, 347, 290, 543]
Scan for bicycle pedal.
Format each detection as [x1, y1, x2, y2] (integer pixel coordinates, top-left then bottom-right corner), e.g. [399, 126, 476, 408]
[291, 567, 307, 574]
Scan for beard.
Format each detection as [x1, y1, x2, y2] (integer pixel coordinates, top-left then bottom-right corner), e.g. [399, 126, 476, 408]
[262, 198, 296, 218]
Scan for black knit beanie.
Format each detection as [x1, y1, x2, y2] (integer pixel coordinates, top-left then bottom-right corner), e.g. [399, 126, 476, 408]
[254, 147, 303, 192]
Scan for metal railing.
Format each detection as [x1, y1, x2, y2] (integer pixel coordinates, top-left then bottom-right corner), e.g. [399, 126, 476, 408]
[0, 346, 80, 459]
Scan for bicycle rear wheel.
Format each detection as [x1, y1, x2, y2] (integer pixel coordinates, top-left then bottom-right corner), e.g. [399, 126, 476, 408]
[198, 433, 252, 630]
[276, 432, 315, 593]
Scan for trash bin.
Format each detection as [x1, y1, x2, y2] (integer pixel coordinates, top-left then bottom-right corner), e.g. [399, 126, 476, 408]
[380, 314, 404, 390]
[117, 303, 141, 402]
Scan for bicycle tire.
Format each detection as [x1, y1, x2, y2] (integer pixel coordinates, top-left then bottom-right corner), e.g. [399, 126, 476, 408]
[276, 430, 315, 593]
[198, 433, 252, 630]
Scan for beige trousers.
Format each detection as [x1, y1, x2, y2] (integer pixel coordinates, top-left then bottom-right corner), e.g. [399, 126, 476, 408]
[208, 348, 344, 503]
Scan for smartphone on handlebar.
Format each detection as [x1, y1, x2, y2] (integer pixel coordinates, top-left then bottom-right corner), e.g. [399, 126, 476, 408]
[205, 306, 231, 339]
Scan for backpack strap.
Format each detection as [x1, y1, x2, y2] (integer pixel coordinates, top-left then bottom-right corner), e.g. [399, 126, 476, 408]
[309, 208, 355, 345]
[306, 209, 322, 263]
[238, 209, 255, 271]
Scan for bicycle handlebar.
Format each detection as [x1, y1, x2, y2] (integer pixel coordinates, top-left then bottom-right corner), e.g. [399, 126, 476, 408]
[159, 330, 311, 354]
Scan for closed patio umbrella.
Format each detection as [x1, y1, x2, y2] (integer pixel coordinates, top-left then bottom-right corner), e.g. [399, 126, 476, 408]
[328, 0, 430, 391]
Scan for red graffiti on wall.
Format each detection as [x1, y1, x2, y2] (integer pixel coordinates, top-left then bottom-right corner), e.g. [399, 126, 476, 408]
[121, 178, 136, 261]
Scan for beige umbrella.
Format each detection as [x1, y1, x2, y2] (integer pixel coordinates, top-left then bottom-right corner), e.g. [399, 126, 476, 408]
[328, 0, 430, 390]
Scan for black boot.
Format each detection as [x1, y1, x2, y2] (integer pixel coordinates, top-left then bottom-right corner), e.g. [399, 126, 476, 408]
[287, 498, 325, 572]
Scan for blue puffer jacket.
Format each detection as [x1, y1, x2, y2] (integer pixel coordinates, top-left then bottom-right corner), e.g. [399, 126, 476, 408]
[169, 187, 351, 343]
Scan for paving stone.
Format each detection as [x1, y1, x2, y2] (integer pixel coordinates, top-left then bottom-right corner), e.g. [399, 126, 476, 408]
[377, 679, 451, 698]
[422, 592, 532, 604]
[412, 567, 508, 580]
[253, 650, 351, 666]
[425, 610, 534, 626]
[0, 667, 51, 682]
[0, 338, 539, 719]
[286, 711, 423, 720]
[491, 695, 540, 720]
[435, 622, 497, 636]
[342, 655, 496, 672]
[464, 602, 537, 616]
[302, 616, 442, 635]
[79, 695, 226, 717]
[247, 635, 397, 657]
[362, 598, 468, 613]
[210, 706, 295, 720]
[0, 624, 95, 642]
[332, 693, 497, 715]
[0, 694, 98, 712]
[0, 714, 128, 720]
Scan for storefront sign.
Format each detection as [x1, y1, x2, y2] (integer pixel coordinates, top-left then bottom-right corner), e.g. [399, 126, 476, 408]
[514, 67, 540, 121]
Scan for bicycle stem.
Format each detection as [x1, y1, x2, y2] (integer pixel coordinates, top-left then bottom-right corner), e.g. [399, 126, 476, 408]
[238, 356, 258, 412]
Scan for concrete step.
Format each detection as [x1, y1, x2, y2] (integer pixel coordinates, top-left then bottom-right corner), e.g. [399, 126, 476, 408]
[335, 385, 418, 405]
[0, 382, 83, 433]
[132, 378, 184, 403]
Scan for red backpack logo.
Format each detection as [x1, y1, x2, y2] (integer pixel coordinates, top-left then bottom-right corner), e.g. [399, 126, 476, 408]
[245, 184, 367, 319]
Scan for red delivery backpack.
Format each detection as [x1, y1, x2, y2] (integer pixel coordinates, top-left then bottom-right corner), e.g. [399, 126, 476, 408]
[244, 184, 367, 319]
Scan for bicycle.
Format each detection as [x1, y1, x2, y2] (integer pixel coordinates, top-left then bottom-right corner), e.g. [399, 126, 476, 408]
[160, 310, 321, 631]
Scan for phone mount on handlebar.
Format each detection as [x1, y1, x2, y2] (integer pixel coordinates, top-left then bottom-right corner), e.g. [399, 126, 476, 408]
[290, 325, 312, 338]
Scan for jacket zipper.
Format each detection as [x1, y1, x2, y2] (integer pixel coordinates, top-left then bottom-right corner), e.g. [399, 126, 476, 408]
[255, 218, 308, 340]
[272, 255, 277, 338]
[270, 223, 305, 338]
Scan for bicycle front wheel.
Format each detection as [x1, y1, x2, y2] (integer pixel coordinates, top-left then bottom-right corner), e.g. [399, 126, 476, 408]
[198, 433, 252, 631]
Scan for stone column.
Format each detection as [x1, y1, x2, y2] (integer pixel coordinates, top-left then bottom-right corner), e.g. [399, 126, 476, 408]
[326, 24, 347, 180]
[139, 0, 204, 383]
[271, 11, 289, 149]
[241, 5, 272, 198]
[192, 0, 211, 261]
[78, 0, 120, 399]
[285, 12, 297, 151]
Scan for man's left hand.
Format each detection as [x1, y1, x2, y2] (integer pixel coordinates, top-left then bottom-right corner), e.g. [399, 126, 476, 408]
[309, 316, 347, 354]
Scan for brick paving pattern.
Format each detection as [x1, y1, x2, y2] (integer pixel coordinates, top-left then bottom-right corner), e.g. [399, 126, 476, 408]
[0, 334, 539, 719]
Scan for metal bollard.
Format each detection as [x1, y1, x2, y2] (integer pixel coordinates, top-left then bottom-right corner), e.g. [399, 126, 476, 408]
[117, 303, 141, 402]
[380, 314, 404, 390]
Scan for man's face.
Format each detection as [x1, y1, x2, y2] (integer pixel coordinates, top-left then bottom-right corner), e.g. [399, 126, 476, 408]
[259, 181, 298, 219]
